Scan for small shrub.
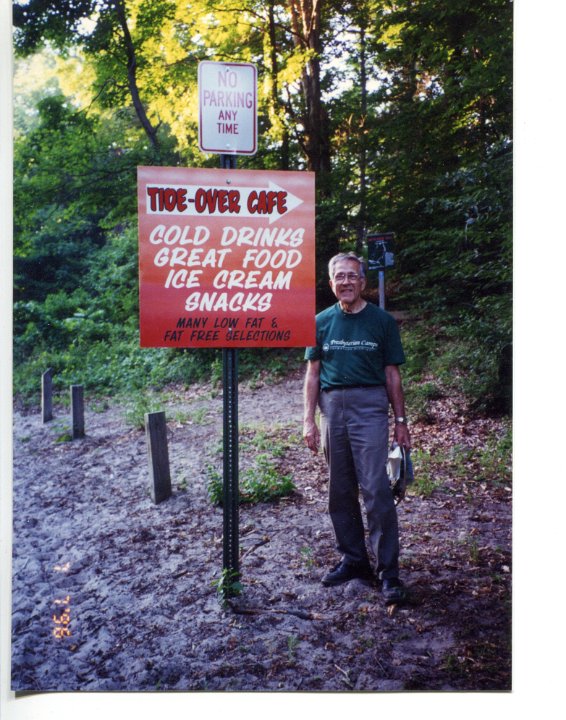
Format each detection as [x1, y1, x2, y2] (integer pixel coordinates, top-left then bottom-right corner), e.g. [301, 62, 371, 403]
[212, 568, 243, 604]
[406, 381, 443, 423]
[477, 427, 512, 486]
[287, 634, 300, 663]
[123, 393, 164, 430]
[300, 546, 315, 569]
[206, 455, 295, 505]
[408, 449, 442, 497]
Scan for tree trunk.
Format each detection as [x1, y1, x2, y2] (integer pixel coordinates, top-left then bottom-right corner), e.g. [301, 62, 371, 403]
[288, 0, 331, 177]
[268, 0, 290, 170]
[113, 0, 159, 153]
[356, 20, 368, 255]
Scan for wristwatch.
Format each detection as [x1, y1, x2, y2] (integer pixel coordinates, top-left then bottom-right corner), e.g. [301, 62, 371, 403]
[394, 416, 407, 424]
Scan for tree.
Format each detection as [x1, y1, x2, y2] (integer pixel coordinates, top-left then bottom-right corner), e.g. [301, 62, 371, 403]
[286, 0, 329, 173]
[12, 91, 159, 302]
[366, 0, 512, 228]
[14, 0, 170, 154]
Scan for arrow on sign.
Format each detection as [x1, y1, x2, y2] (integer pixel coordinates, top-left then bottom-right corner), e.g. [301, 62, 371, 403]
[145, 181, 304, 224]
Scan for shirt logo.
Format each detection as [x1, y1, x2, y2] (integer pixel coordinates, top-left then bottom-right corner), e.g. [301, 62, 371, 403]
[327, 339, 379, 351]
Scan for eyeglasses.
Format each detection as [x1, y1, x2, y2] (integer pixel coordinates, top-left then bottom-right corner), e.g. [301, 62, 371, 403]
[333, 272, 360, 283]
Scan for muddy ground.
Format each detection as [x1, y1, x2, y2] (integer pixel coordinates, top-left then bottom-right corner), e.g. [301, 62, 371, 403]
[10, 369, 511, 693]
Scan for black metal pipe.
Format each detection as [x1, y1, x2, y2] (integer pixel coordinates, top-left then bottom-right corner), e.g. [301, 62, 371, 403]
[220, 153, 240, 588]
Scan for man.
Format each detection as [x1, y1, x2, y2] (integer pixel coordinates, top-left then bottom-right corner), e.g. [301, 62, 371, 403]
[303, 252, 411, 604]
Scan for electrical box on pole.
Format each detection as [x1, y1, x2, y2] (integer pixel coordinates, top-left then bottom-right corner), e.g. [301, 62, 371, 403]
[367, 232, 395, 309]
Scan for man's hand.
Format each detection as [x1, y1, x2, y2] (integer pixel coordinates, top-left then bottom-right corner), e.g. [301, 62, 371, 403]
[303, 418, 320, 454]
[303, 360, 321, 454]
[394, 422, 411, 449]
[385, 364, 411, 449]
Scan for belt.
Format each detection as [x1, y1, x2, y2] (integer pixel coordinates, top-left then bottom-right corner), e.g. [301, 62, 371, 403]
[321, 384, 381, 392]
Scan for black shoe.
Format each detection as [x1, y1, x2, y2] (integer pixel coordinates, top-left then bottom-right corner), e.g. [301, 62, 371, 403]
[321, 561, 374, 587]
[381, 577, 407, 605]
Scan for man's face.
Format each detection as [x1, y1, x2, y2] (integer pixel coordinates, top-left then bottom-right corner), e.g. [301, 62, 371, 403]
[329, 259, 366, 307]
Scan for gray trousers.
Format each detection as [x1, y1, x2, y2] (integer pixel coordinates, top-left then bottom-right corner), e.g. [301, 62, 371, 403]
[319, 386, 399, 579]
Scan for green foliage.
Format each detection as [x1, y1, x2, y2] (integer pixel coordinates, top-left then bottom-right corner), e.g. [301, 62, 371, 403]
[299, 546, 315, 569]
[211, 568, 243, 604]
[239, 349, 304, 385]
[240, 454, 295, 503]
[286, 634, 300, 664]
[404, 380, 443, 425]
[410, 424, 511, 498]
[400, 312, 511, 417]
[408, 450, 442, 498]
[207, 453, 295, 506]
[477, 429, 512, 485]
[205, 424, 297, 505]
[240, 423, 300, 457]
[123, 392, 164, 430]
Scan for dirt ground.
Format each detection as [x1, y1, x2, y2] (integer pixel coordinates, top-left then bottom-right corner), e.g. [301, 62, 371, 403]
[10, 369, 512, 693]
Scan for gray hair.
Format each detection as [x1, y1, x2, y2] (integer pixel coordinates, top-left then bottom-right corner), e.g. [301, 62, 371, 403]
[328, 252, 366, 279]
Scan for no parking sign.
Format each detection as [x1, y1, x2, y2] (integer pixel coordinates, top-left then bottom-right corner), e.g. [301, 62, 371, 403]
[198, 61, 257, 156]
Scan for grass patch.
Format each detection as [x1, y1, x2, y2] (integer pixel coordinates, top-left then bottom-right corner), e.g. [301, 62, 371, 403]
[240, 423, 300, 457]
[123, 392, 164, 430]
[409, 424, 512, 497]
[207, 454, 295, 505]
[122, 392, 212, 431]
[408, 452, 442, 498]
[211, 568, 243, 604]
[405, 380, 444, 423]
[206, 424, 297, 505]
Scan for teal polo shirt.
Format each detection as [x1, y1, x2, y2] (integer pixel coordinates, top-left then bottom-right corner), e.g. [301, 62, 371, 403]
[304, 302, 405, 389]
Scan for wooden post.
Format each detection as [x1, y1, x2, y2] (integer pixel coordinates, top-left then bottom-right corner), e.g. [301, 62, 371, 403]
[70, 385, 85, 439]
[42, 369, 53, 423]
[145, 411, 172, 504]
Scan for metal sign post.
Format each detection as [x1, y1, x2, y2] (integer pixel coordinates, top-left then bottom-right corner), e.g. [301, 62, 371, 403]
[378, 270, 386, 310]
[220, 153, 240, 588]
[222, 346, 239, 580]
[199, 59, 256, 590]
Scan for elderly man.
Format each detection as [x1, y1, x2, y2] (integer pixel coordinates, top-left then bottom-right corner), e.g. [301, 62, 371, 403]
[303, 252, 411, 604]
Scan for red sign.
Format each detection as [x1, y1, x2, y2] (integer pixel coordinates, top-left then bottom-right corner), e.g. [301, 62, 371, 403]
[138, 166, 316, 348]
